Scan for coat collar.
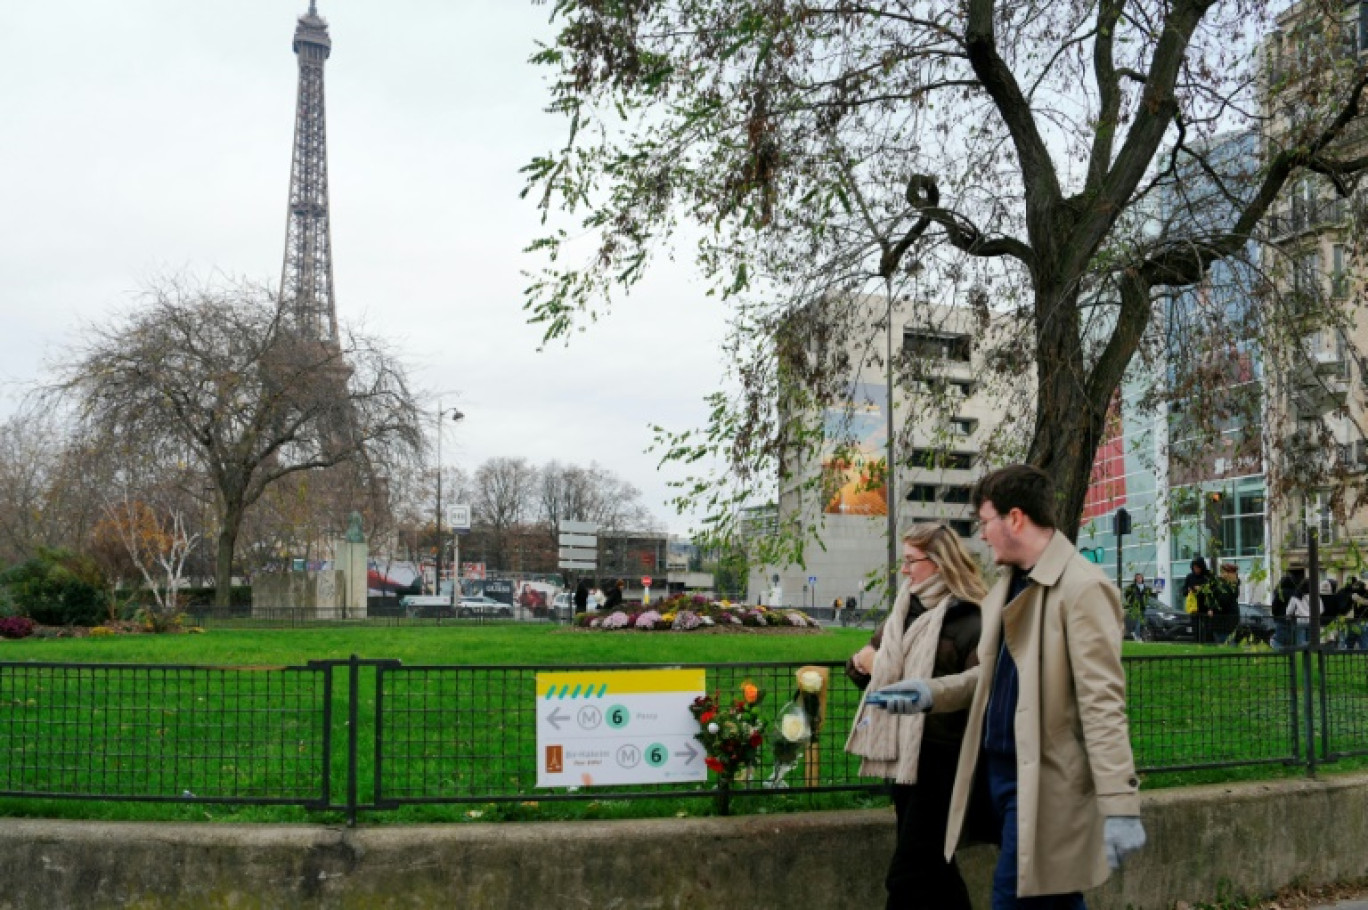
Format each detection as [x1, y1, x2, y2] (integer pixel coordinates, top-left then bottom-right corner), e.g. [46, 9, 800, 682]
[1024, 530, 1074, 587]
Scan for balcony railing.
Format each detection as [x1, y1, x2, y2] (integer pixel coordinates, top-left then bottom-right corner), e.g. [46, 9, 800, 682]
[1266, 197, 1346, 241]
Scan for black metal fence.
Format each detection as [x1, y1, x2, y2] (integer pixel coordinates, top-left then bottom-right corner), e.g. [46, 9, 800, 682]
[2, 650, 1367, 822]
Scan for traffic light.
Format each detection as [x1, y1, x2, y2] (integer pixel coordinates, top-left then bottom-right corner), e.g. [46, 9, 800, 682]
[1113, 508, 1132, 537]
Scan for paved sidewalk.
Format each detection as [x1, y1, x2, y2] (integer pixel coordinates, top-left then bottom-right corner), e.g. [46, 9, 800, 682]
[1313, 902, 1368, 909]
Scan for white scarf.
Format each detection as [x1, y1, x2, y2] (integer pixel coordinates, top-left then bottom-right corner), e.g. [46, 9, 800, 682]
[843, 574, 954, 785]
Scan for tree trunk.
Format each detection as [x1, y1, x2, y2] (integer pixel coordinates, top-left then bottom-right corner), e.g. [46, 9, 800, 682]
[1026, 279, 1110, 542]
[214, 501, 243, 608]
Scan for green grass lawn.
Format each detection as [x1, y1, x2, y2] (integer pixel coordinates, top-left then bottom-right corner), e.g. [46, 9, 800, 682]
[2, 626, 1365, 824]
[0, 623, 870, 666]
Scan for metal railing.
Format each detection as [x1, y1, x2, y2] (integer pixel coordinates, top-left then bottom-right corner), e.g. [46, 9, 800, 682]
[3, 650, 1367, 821]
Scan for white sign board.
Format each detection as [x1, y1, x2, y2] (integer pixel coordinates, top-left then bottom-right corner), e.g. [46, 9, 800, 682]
[535, 669, 707, 788]
[558, 520, 599, 535]
[449, 504, 471, 531]
[559, 560, 598, 571]
[559, 534, 597, 548]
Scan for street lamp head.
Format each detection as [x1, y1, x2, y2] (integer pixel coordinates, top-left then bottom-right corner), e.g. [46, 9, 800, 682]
[449, 409, 464, 422]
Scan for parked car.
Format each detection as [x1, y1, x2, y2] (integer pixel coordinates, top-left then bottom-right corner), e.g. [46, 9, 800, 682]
[399, 594, 456, 618]
[458, 595, 513, 619]
[1142, 605, 1194, 642]
[1233, 602, 1276, 644]
[550, 593, 575, 620]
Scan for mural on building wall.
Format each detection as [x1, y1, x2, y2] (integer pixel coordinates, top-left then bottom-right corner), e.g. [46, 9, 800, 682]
[822, 382, 889, 515]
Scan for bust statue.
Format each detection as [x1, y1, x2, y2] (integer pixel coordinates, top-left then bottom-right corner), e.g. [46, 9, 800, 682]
[344, 511, 366, 543]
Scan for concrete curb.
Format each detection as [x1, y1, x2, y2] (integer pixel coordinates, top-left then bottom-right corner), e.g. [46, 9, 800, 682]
[2, 773, 1367, 908]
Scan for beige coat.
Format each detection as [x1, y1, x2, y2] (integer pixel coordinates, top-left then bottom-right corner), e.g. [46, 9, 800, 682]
[928, 531, 1140, 897]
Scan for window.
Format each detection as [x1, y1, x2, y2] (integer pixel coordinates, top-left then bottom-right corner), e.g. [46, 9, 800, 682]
[947, 519, 975, 538]
[1293, 249, 1321, 302]
[903, 331, 972, 363]
[907, 448, 976, 471]
[941, 485, 972, 504]
[1332, 244, 1349, 297]
[907, 484, 937, 503]
[949, 417, 978, 437]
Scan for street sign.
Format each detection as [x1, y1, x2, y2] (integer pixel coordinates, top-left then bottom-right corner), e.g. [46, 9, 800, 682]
[808, 575, 817, 585]
[449, 504, 471, 532]
[558, 520, 599, 535]
[535, 669, 707, 788]
[641, 576, 652, 587]
[558, 520, 599, 571]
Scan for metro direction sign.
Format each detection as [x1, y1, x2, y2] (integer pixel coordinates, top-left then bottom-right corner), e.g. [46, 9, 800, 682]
[535, 669, 706, 788]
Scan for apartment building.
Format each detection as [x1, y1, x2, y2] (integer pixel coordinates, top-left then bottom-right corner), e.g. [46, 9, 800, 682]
[1261, 0, 1368, 575]
[746, 295, 1020, 610]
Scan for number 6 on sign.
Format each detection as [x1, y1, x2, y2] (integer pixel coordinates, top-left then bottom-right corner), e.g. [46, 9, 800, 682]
[607, 705, 629, 728]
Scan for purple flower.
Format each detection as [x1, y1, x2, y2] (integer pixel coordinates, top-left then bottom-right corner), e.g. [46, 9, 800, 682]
[634, 610, 663, 630]
[600, 611, 631, 630]
[673, 610, 702, 631]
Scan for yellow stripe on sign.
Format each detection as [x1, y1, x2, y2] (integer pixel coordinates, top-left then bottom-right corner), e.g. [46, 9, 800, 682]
[536, 669, 706, 698]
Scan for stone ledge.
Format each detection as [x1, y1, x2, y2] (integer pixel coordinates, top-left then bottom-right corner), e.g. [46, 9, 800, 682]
[2, 773, 1366, 909]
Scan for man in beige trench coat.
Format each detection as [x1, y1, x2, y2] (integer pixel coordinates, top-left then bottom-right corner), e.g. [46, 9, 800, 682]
[876, 465, 1147, 908]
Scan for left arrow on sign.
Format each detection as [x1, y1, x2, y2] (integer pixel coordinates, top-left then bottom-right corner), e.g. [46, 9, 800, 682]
[547, 706, 570, 731]
[673, 740, 700, 765]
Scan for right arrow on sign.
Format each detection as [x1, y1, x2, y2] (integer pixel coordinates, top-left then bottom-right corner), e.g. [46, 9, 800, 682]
[674, 740, 700, 765]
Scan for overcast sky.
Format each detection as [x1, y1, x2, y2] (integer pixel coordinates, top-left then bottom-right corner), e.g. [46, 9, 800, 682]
[0, 0, 734, 535]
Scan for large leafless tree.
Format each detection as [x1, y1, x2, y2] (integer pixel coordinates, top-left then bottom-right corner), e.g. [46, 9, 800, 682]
[525, 0, 1368, 544]
[54, 277, 422, 605]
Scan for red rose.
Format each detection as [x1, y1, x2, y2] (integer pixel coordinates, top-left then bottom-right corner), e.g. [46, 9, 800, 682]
[705, 757, 724, 773]
[749, 732, 763, 747]
[700, 709, 716, 724]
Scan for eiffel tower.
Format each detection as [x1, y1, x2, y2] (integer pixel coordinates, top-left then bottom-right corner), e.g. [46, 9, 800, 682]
[280, 1, 337, 344]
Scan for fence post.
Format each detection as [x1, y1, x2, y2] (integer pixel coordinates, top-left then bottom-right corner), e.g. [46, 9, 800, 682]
[348, 653, 360, 825]
[1301, 647, 1317, 778]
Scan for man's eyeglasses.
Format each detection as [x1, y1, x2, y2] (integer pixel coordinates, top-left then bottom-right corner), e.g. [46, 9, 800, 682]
[975, 513, 1006, 534]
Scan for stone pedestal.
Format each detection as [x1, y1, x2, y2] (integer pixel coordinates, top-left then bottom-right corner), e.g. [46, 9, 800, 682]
[335, 539, 369, 619]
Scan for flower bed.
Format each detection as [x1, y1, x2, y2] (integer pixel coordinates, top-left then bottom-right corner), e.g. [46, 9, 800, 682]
[572, 595, 819, 631]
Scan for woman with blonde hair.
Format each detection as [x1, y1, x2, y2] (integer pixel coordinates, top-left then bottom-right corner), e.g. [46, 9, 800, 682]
[845, 523, 989, 910]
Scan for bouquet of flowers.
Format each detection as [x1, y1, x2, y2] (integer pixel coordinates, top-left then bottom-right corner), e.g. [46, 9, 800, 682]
[764, 668, 826, 787]
[689, 682, 765, 783]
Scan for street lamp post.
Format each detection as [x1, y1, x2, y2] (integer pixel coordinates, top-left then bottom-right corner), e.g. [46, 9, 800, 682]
[434, 404, 465, 601]
[1302, 494, 1323, 777]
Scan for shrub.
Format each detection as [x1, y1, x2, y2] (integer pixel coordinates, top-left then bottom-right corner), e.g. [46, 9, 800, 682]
[0, 616, 35, 639]
[0, 550, 107, 627]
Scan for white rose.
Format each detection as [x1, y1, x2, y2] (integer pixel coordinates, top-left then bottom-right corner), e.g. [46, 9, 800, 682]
[780, 713, 809, 742]
[707, 722, 720, 734]
[797, 670, 823, 693]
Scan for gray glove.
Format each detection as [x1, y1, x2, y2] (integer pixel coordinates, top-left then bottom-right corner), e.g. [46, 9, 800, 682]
[1103, 816, 1146, 870]
[869, 678, 933, 715]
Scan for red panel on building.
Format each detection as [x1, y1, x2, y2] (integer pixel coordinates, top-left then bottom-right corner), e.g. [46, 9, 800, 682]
[1081, 397, 1127, 524]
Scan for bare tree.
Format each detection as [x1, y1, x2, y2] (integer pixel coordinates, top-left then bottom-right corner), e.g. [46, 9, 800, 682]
[525, 0, 1368, 541]
[52, 276, 422, 605]
[470, 457, 540, 569]
[0, 405, 109, 566]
